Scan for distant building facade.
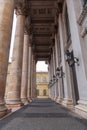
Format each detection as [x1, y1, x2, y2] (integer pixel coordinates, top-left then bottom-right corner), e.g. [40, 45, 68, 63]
[36, 72, 48, 98]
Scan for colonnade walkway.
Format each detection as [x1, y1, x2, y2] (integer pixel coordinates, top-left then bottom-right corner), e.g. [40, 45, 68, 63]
[0, 99, 87, 130]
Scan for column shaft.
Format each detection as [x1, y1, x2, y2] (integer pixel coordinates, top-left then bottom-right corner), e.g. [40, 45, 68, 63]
[21, 33, 29, 104]
[0, 0, 14, 117]
[27, 42, 32, 101]
[58, 13, 73, 106]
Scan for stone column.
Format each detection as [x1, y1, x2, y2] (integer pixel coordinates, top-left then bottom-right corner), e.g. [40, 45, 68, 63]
[27, 36, 32, 101]
[31, 56, 36, 99]
[51, 54, 54, 99]
[33, 61, 36, 98]
[21, 29, 29, 104]
[66, 0, 87, 115]
[30, 53, 33, 99]
[53, 46, 56, 100]
[48, 63, 51, 98]
[49, 59, 52, 98]
[58, 13, 73, 106]
[55, 34, 59, 99]
[0, 0, 15, 117]
[6, 5, 26, 107]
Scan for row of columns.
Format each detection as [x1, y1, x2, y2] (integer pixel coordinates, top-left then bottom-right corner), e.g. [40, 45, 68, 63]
[49, 0, 87, 110]
[49, 15, 74, 107]
[0, 0, 36, 118]
[49, 1, 78, 107]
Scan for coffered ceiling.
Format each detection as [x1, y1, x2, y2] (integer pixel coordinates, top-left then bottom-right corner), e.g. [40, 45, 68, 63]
[29, 0, 57, 61]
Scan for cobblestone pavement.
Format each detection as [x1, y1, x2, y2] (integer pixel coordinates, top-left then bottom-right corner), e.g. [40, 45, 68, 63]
[0, 98, 87, 130]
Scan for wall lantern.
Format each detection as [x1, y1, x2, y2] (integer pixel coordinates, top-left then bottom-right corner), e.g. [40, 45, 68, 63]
[53, 75, 56, 83]
[56, 67, 60, 77]
[65, 50, 79, 66]
[49, 80, 53, 88]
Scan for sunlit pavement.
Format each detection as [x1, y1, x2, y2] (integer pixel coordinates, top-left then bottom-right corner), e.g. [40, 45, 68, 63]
[0, 98, 87, 130]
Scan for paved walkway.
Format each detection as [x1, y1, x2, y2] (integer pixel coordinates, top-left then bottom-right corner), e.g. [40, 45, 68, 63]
[0, 98, 87, 130]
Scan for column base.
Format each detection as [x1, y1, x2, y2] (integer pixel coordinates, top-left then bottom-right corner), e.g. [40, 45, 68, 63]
[21, 98, 29, 105]
[28, 98, 33, 102]
[50, 96, 55, 100]
[56, 97, 63, 104]
[0, 109, 11, 119]
[62, 98, 73, 108]
[53, 97, 58, 101]
[6, 99, 24, 109]
[75, 100, 87, 119]
[0, 102, 11, 118]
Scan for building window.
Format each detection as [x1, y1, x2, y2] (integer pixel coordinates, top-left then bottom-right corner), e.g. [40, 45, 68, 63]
[36, 76, 40, 83]
[42, 76, 47, 82]
[37, 90, 39, 96]
[65, 6, 71, 44]
[43, 89, 46, 96]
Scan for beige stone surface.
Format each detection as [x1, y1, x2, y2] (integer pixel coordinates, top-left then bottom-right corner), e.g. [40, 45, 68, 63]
[27, 42, 32, 100]
[36, 72, 48, 98]
[0, 0, 14, 117]
[21, 34, 29, 104]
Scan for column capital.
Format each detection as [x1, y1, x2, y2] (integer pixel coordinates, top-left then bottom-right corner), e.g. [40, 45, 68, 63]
[24, 17, 31, 35]
[55, 1, 63, 18]
[15, 0, 29, 16]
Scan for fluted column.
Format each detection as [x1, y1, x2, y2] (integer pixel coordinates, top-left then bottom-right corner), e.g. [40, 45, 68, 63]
[33, 60, 36, 98]
[6, 5, 26, 107]
[21, 30, 29, 104]
[30, 53, 34, 99]
[0, 0, 15, 117]
[55, 34, 59, 99]
[27, 36, 32, 101]
[58, 13, 73, 106]
[30, 54, 36, 99]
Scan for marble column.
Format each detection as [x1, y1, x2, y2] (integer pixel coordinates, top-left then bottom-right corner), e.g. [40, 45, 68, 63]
[55, 34, 59, 99]
[30, 53, 33, 99]
[21, 30, 29, 104]
[48, 64, 51, 98]
[53, 46, 56, 100]
[6, 7, 26, 107]
[66, 0, 87, 115]
[51, 54, 54, 99]
[33, 60, 36, 98]
[58, 13, 73, 107]
[31, 56, 36, 99]
[0, 0, 15, 117]
[27, 37, 32, 101]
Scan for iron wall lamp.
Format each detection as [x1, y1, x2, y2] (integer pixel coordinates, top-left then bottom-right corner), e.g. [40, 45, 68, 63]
[56, 67, 60, 77]
[65, 50, 79, 66]
[60, 66, 65, 78]
[56, 67, 65, 78]
[53, 75, 56, 82]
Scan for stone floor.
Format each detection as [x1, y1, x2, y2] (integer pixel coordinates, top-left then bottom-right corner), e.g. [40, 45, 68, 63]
[0, 98, 87, 130]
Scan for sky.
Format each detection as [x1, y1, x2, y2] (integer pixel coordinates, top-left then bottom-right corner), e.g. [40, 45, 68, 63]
[36, 61, 48, 72]
[9, 12, 17, 62]
[9, 13, 48, 72]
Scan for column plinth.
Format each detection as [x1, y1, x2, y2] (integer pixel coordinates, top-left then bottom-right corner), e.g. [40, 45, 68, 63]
[0, 0, 15, 117]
